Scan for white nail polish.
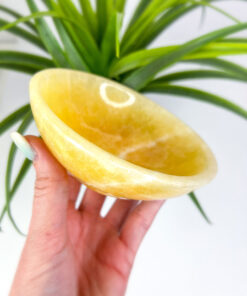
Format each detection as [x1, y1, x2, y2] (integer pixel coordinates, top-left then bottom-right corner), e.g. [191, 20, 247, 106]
[10, 132, 35, 161]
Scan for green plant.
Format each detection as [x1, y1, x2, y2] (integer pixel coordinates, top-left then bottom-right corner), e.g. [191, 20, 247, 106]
[0, 0, 246, 233]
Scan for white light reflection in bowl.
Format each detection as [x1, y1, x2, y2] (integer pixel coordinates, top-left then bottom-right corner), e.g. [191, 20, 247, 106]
[100, 82, 136, 108]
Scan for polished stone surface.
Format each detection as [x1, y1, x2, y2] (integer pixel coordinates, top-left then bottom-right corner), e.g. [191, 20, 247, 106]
[30, 69, 217, 200]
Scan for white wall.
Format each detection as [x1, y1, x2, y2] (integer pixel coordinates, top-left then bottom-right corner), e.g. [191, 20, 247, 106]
[0, 1, 247, 296]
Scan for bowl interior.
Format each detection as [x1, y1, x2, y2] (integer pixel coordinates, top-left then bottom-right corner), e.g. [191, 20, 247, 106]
[38, 70, 208, 177]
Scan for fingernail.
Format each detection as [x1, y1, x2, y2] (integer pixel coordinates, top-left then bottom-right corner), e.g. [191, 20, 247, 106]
[10, 132, 35, 161]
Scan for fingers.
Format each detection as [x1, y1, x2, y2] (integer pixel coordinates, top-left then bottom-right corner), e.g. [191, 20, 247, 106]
[105, 199, 138, 230]
[80, 188, 106, 215]
[25, 135, 70, 234]
[68, 175, 81, 202]
[120, 200, 165, 253]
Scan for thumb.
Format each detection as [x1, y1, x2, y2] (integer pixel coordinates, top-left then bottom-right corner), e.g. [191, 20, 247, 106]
[11, 133, 70, 235]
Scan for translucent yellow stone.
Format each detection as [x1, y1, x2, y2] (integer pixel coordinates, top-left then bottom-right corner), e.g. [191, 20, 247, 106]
[29, 69, 217, 200]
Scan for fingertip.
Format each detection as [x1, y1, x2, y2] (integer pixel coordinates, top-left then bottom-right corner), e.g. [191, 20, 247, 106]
[11, 132, 36, 161]
[24, 135, 67, 178]
[24, 135, 47, 161]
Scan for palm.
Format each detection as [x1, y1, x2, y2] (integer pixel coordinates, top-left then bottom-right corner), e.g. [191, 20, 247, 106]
[51, 175, 164, 296]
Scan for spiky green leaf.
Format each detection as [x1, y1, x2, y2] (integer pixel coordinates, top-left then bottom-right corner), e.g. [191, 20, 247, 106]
[0, 104, 31, 136]
[130, 4, 196, 50]
[0, 50, 54, 68]
[143, 83, 247, 120]
[110, 42, 247, 77]
[123, 22, 247, 90]
[116, 0, 127, 12]
[127, 0, 151, 28]
[154, 70, 247, 83]
[192, 0, 241, 24]
[0, 63, 39, 74]
[43, 0, 89, 71]
[96, 0, 115, 43]
[184, 58, 247, 79]
[101, 11, 123, 72]
[0, 18, 45, 50]
[0, 4, 37, 32]
[4, 111, 33, 235]
[121, 0, 179, 54]
[26, 1, 70, 67]
[189, 192, 211, 224]
[0, 159, 32, 225]
[79, 0, 98, 39]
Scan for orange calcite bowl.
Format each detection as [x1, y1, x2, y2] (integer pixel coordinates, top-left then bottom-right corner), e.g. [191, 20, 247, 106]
[29, 69, 217, 200]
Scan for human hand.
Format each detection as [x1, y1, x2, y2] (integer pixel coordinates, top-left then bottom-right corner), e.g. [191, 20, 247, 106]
[10, 134, 165, 296]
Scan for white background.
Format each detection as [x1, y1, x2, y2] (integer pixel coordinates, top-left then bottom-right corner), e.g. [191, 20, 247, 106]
[0, 1, 247, 295]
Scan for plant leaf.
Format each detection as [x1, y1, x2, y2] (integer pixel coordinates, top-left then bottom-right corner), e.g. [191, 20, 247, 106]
[116, 12, 123, 58]
[0, 63, 39, 74]
[132, 4, 196, 50]
[123, 0, 162, 45]
[0, 50, 55, 67]
[123, 22, 247, 90]
[127, 0, 151, 28]
[116, 0, 127, 12]
[0, 18, 45, 51]
[221, 37, 247, 43]
[189, 192, 211, 224]
[56, 0, 101, 59]
[199, 4, 207, 28]
[0, 50, 54, 74]
[101, 11, 123, 72]
[154, 69, 247, 83]
[96, 0, 115, 44]
[4, 111, 33, 235]
[0, 7, 101, 70]
[184, 58, 247, 79]
[26, 1, 70, 67]
[43, 0, 89, 71]
[110, 42, 247, 77]
[121, 0, 179, 55]
[57, 0, 84, 21]
[186, 41, 247, 59]
[0, 4, 37, 33]
[79, 0, 98, 39]
[192, 0, 241, 24]
[143, 83, 247, 120]
[10, 159, 32, 198]
[57, 0, 89, 29]
[0, 104, 31, 136]
[110, 46, 175, 77]
[0, 159, 32, 226]
[47, 1, 101, 72]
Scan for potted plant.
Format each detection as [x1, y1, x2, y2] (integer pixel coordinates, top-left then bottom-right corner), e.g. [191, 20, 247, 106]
[0, 0, 246, 233]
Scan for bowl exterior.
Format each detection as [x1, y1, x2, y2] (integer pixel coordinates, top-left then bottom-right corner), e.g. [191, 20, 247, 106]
[29, 70, 217, 200]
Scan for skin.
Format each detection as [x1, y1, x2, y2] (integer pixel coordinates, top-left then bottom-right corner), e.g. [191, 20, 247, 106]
[10, 136, 165, 296]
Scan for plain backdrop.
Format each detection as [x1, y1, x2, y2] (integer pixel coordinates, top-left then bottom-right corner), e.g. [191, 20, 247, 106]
[0, 1, 247, 296]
